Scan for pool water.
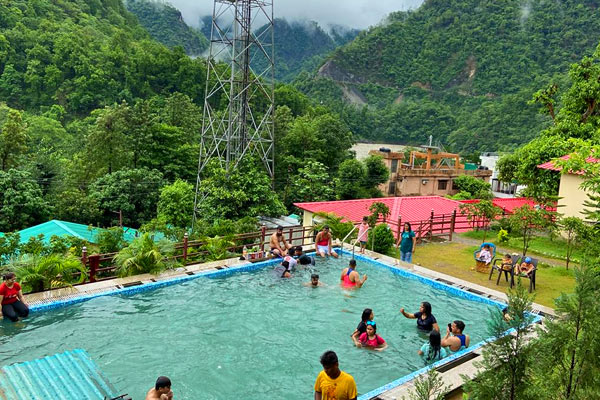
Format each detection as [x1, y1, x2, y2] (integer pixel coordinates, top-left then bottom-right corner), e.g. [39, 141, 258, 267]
[0, 255, 497, 399]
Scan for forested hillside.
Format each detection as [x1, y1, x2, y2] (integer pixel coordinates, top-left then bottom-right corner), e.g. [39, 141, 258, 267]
[125, 0, 208, 56]
[296, 0, 600, 153]
[0, 0, 356, 234]
[199, 16, 359, 82]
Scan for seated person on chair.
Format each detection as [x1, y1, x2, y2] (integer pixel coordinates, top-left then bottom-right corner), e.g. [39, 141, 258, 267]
[476, 244, 493, 265]
[516, 257, 535, 276]
[500, 253, 513, 271]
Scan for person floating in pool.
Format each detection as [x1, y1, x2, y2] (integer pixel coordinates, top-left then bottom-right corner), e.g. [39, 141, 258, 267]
[442, 320, 470, 353]
[340, 259, 367, 289]
[0, 272, 29, 322]
[270, 226, 292, 257]
[315, 225, 338, 258]
[399, 301, 440, 332]
[356, 321, 387, 351]
[314, 350, 357, 400]
[350, 308, 373, 344]
[294, 246, 315, 266]
[146, 376, 173, 400]
[418, 330, 447, 362]
[304, 273, 325, 287]
[277, 254, 297, 278]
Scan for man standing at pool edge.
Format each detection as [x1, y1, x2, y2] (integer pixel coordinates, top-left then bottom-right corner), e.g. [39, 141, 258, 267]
[314, 350, 357, 400]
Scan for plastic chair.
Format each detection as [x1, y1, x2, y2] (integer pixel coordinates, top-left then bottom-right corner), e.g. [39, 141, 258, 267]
[489, 254, 520, 287]
[515, 258, 538, 292]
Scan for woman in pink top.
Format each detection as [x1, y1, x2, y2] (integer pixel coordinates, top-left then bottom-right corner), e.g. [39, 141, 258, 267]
[357, 321, 387, 351]
[340, 259, 367, 289]
[357, 217, 369, 254]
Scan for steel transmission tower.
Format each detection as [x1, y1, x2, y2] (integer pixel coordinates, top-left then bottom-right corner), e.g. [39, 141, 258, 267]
[194, 0, 275, 224]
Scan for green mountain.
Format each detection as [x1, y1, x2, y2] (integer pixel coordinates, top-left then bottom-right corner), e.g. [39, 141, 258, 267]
[125, 0, 208, 56]
[200, 16, 359, 82]
[0, 0, 207, 116]
[296, 0, 600, 153]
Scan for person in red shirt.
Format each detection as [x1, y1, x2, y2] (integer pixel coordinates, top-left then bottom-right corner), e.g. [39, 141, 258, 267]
[0, 273, 29, 322]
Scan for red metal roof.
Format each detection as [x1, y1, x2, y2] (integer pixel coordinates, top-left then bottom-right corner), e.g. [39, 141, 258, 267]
[538, 155, 598, 175]
[294, 196, 462, 226]
[459, 198, 537, 213]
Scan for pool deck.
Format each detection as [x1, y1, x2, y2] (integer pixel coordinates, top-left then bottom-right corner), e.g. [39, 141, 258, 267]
[22, 245, 554, 400]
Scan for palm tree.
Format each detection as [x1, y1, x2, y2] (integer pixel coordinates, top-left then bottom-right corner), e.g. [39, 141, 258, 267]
[11, 254, 88, 293]
[113, 233, 176, 277]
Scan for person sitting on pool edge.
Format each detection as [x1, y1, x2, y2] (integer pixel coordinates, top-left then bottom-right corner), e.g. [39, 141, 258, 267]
[314, 350, 357, 400]
[315, 225, 338, 258]
[418, 330, 447, 362]
[356, 321, 387, 351]
[441, 320, 470, 353]
[399, 301, 439, 332]
[304, 273, 325, 287]
[351, 308, 373, 343]
[146, 376, 173, 400]
[340, 259, 367, 289]
[0, 272, 29, 322]
[270, 226, 292, 257]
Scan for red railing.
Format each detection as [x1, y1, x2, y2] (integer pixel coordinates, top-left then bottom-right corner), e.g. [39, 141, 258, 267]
[80, 225, 316, 283]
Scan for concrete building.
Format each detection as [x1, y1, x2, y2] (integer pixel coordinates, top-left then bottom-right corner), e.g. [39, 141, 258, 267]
[538, 156, 596, 221]
[370, 147, 492, 197]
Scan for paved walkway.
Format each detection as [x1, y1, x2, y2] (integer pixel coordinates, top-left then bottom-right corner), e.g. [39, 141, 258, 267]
[451, 235, 567, 268]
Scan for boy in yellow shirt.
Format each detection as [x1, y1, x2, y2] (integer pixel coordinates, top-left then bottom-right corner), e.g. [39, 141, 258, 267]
[314, 350, 357, 400]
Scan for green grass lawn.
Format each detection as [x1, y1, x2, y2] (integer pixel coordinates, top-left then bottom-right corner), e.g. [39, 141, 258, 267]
[411, 242, 575, 308]
[460, 230, 582, 267]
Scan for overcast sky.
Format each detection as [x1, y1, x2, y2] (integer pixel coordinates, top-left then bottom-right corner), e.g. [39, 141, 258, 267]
[167, 0, 425, 29]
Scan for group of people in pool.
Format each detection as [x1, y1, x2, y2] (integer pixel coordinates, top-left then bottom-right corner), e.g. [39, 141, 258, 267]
[350, 302, 470, 361]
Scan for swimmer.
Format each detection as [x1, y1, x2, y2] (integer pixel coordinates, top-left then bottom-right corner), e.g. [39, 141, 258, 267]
[340, 259, 367, 289]
[146, 376, 173, 400]
[357, 321, 387, 351]
[400, 301, 439, 332]
[418, 330, 447, 362]
[303, 273, 325, 287]
[295, 246, 315, 266]
[351, 308, 373, 344]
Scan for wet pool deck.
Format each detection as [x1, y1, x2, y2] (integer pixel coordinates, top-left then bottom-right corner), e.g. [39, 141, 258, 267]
[22, 245, 554, 400]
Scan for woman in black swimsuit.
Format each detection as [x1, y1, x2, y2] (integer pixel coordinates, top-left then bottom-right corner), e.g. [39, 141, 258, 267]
[400, 301, 440, 332]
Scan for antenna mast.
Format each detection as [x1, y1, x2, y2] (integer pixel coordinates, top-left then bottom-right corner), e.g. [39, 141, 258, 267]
[193, 0, 275, 226]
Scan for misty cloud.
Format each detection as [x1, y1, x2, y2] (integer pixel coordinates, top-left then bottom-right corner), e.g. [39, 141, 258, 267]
[167, 0, 424, 30]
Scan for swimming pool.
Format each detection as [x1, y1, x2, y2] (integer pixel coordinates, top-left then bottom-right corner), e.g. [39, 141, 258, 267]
[0, 252, 504, 399]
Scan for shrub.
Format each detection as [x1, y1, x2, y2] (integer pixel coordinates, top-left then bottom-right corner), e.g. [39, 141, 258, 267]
[96, 227, 126, 253]
[497, 229, 509, 243]
[11, 254, 87, 293]
[368, 224, 395, 254]
[114, 233, 177, 277]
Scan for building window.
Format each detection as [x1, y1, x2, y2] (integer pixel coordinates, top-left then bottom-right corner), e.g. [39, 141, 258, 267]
[438, 180, 448, 190]
[388, 182, 396, 195]
[391, 158, 398, 173]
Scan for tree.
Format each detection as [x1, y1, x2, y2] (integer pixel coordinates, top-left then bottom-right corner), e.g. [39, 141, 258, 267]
[559, 217, 588, 270]
[11, 254, 87, 293]
[86, 103, 131, 174]
[403, 370, 449, 400]
[459, 200, 502, 242]
[89, 168, 165, 228]
[156, 179, 194, 229]
[508, 205, 553, 257]
[288, 161, 334, 206]
[336, 159, 366, 200]
[0, 169, 50, 231]
[368, 202, 391, 226]
[533, 264, 600, 399]
[463, 282, 537, 400]
[0, 105, 28, 171]
[452, 175, 492, 199]
[363, 155, 389, 195]
[367, 224, 395, 254]
[197, 157, 286, 221]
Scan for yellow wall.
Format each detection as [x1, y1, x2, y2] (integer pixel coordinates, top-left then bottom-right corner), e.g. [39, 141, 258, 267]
[302, 211, 314, 245]
[558, 174, 592, 220]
